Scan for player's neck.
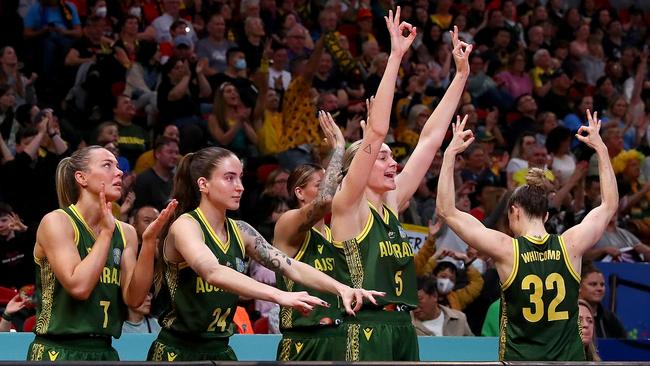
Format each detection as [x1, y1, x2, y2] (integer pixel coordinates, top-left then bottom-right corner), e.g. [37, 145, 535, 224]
[74, 195, 105, 228]
[198, 201, 227, 237]
[516, 219, 547, 238]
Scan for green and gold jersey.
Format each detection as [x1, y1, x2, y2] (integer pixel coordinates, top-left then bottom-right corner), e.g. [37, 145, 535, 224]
[334, 203, 417, 309]
[34, 205, 128, 338]
[276, 225, 349, 330]
[500, 234, 585, 361]
[159, 208, 246, 339]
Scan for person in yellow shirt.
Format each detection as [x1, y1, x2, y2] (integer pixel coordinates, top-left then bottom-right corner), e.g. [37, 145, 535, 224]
[133, 125, 179, 174]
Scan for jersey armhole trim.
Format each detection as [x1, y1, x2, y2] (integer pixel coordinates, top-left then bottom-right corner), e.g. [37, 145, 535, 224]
[162, 213, 196, 267]
[501, 238, 519, 290]
[58, 208, 80, 246]
[229, 218, 246, 256]
[115, 221, 126, 248]
[294, 230, 311, 262]
[332, 209, 374, 248]
[558, 235, 581, 283]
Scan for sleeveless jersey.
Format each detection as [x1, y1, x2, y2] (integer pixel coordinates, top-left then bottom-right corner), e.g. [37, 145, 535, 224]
[34, 205, 127, 338]
[159, 208, 246, 339]
[500, 234, 585, 361]
[334, 203, 417, 308]
[276, 225, 349, 329]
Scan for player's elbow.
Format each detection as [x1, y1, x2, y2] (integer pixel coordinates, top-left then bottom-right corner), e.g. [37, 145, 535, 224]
[68, 284, 93, 301]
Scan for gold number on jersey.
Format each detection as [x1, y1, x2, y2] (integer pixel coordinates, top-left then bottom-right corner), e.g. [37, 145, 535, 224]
[394, 271, 403, 296]
[521, 273, 568, 323]
[99, 300, 110, 328]
[207, 307, 231, 332]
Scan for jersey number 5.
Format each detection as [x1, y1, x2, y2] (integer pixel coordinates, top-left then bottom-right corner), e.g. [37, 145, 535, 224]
[394, 271, 403, 296]
[521, 273, 569, 323]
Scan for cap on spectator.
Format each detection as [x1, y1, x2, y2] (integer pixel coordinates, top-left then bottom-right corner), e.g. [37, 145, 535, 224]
[174, 35, 193, 49]
[357, 8, 372, 21]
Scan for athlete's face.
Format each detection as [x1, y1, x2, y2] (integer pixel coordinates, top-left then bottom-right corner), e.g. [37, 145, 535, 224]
[369, 144, 397, 193]
[579, 303, 594, 346]
[296, 170, 324, 207]
[78, 148, 124, 202]
[202, 155, 244, 211]
[414, 289, 438, 320]
[579, 272, 605, 304]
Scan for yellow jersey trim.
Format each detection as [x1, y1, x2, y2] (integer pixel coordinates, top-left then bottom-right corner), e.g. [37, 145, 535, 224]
[368, 201, 390, 224]
[115, 221, 126, 249]
[195, 207, 230, 254]
[228, 218, 246, 256]
[332, 209, 374, 248]
[294, 230, 311, 262]
[69, 204, 97, 240]
[58, 208, 79, 246]
[524, 233, 550, 245]
[162, 213, 196, 267]
[501, 238, 519, 290]
[558, 236, 581, 283]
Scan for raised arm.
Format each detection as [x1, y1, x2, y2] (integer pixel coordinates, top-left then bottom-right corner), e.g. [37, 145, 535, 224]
[393, 26, 472, 210]
[121, 200, 177, 308]
[169, 216, 328, 313]
[332, 7, 416, 212]
[436, 116, 513, 266]
[274, 112, 345, 256]
[237, 221, 383, 315]
[563, 111, 618, 256]
[35, 186, 116, 300]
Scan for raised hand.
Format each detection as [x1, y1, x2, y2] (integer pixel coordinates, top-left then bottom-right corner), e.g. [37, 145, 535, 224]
[450, 26, 473, 76]
[9, 213, 28, 232]
[384, 7, 417, 56]
[318, 111, 345, 149]
[446, 115, 474, 155]
[576, 110, 604, 149]
[142, 200, 178, 244]
[99, 183, 116, 234]
[4, 294, 27, 315]
[339, 286, 386, 315]
[428, 218, 442, 238]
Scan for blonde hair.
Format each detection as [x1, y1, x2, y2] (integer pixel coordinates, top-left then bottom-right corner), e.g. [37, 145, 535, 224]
[55, 146, 105, 208]
[578, 299, 601, 361]
[525, 167, 547, 189]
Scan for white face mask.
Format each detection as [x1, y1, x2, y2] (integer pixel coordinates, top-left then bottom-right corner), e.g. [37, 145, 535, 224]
[437, 278, 455, 295]
[129, 6, 142, 18]
[96, 6, 108, 18]
[471, 258, 487, 275]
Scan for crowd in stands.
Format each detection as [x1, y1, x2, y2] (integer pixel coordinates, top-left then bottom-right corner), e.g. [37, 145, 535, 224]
[0, 0, 648, 350]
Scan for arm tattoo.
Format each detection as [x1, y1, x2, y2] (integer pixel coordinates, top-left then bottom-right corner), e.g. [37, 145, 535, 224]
[236, 221, 291, 274]
[297, 145, 345, 233]
[362, 144, 372, 154]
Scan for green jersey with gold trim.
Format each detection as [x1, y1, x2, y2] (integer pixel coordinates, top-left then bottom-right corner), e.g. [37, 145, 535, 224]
[500, 234, 585, 361]
[34, 205, 127, 338]
[334, 203, 417, 309]
[159, 208, 246, 339]
[276, 225, 349, 329]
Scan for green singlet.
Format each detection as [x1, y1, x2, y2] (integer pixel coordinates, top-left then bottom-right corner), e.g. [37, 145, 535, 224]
[276, 225, 349, 360]
[27, 205, 127, 361]
[147, 208, 245, 362]
[500, 234, 585, 361]
[334, 202, 419, 361]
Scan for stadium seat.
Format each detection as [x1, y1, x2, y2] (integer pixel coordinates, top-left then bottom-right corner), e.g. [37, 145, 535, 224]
[23, 315, 36, 332]
[0, 287, 17, 306]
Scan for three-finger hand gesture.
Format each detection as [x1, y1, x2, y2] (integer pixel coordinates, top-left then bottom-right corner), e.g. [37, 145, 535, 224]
[446, 115, 474, 155]
[450, 26, 473, 76]
[385, 7, 417, 56]
[576, 109, 604, 149]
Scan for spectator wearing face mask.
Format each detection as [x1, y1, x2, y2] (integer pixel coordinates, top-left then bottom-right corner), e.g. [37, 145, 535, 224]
[412, 276, 473, 336]
[421, 254, 485, 312]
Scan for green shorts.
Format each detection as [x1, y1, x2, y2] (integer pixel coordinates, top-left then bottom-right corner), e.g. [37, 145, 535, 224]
[147, 329, 237, 361]
[277, 326, 347, 361]
[27, 335, 118, 361]
[344, 309, 419, 361]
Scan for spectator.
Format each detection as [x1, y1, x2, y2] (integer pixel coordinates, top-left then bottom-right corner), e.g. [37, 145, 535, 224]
[125, 41, 161, 126]
[461, 145, 499, 185]
[0, 293, 27, 332]
[196, 14, 237, 76]
[150, 0, 196, 43]
[112, 95, 149, 166]
[430, 258, 485, 311]
[603, 96, 636, 150]
[23, 0, 82, 78]
[569, 23, 590, 60]
[506, 132, 537, 186]
[0, 110, 67, 227]
[579, 264, 627, 339]
[207, 82, 258, 158]
[588, 125, 624, 176]
[267, 45, 291, 90]
[95, 121, 131, 173]
[603, 20, 624, 61]
[412, 276, 474, 336]
[592, 77, 616, 115]
[261, 167, 290, 199]
[210, 47, 256, 107]
[538, 69, 573, 119]
[530, 49, 554, 98]
[0, 85, 18, 152]
[495, 51, 533, 99]
[239, 16, 265, 72]
[133, 136, 179, 211]
[535, 111, 559, 147]
[586, 212, 650, 262]
[0, 204, 35, 289]
[130, 205, 159, 244]
[284, 24, 311, 61]
[467, 54, 512, 110]
[133, 125, 179, 174]
[563, 95, 593, 145]
[512, 144, 556, 187]
[122, 293, 161, 334]
[546, 126, 576, 184]
[507, 94, 538, 148]
[0, 47, 37, 108]
[581, 35, 606, 86]
[579, 299, 601, 361]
